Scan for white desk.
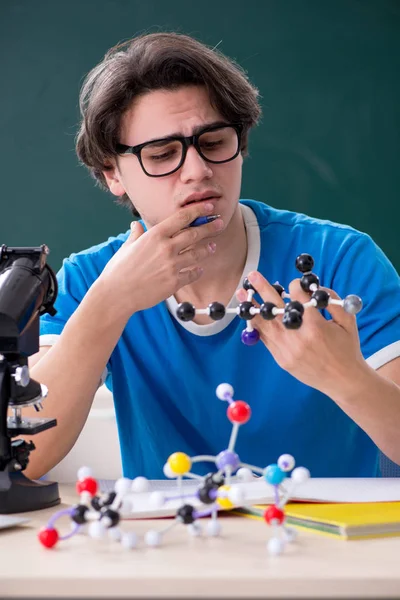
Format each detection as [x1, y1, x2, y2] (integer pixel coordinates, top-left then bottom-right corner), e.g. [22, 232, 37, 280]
[0, 485, 399, 598]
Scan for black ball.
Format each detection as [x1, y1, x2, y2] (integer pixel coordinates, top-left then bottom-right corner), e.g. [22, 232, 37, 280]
[198, 486, 216, 505]
[243, 277, 257, 292]
[204, 473, 224, 488]
[91, 491, 116, 511]
[100, 508, 120, 528]
[282, 309, 303, 330]
[311, 289, 330, 309]
[300, 273, 320, 293]
[90, 496, 102, 511]
[177, 504, 195, 525]
[71, 504, 89, 525]
[260, 302, 277, 320]
[296, 253, 314, 273]
[103, 491, 117, 507]
[238, 301, 255, 320]
[272, 282, 285, 297]
[208, 301, 225, 321]
[284, 300, 305, 315]
[176, 302, 195, 322]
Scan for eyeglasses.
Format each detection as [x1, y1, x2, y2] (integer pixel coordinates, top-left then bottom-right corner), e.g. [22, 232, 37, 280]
[116, 123, 243, 177]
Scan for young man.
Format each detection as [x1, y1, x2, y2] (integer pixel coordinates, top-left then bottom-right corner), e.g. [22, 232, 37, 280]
[28, 32, 400, 481]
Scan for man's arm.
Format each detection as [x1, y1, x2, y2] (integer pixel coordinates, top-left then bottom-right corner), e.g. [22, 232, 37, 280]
[237, 272, 400, 466]
[23, 279, 129, 480]
[329, 357, 400, 465]
[23, 202, 222, 479]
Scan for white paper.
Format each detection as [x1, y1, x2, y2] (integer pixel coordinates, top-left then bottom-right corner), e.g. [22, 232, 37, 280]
[99, 477, 400, 519]
[0, 515, 30, 530]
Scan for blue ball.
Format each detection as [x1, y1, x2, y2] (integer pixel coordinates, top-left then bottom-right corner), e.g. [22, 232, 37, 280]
[241, 328, 260, 346]
[264, 464, 286, 485]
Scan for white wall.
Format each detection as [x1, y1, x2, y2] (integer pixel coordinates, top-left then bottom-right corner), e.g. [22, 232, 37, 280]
[47, 385, 122, 483]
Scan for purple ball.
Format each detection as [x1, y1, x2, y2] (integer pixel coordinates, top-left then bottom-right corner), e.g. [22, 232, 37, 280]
[241, 328, 260, 346]
[216, 450, 240, 471]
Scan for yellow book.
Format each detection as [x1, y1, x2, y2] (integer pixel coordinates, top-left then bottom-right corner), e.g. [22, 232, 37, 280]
[235, 502, 400, 540]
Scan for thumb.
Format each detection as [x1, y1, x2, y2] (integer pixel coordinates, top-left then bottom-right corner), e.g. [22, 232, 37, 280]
[129, 220, 145, 241]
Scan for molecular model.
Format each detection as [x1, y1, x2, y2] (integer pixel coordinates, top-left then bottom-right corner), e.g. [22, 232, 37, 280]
[38, 383, 310, 556]
[37, 468, 150, 550]
[144, 382, 310, 555]
[176, 253, 363, 345]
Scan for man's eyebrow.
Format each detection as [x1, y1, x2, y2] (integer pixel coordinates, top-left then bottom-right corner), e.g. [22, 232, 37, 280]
[144, 121, 229, 144]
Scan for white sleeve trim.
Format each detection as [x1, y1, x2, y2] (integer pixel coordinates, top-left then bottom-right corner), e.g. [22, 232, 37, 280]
[39, 334, 61, 347]
[39, 334, 109, 388]
[366, 341, 400, 370]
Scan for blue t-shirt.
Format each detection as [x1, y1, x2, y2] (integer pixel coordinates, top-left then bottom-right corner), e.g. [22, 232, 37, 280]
[39, 200, 400, 479]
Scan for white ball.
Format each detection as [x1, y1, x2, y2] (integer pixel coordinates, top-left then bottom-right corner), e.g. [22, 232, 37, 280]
[149, 491, 165, 509]
[108, 526, 122, 541]
[145, 530, 162, 547]
[187, 522, 202, 537]
[114, 477, 132, 496]
[77, 466, 93, 480]
[236, 467, 254, 482]
[88, 520, 107, 540]
[120, 496, 135, 513]
[283, 526, 298, 543]
[228, 485, 245, 505]
[277, 454, 295, 472]
[121, 531, 138, 549]
[206, 520, 221, 537]
[131, 476, 150, 493]
[216, 383, 234, 401]
[291, 467, 310, 484]
[267, 537, 285, 555]
[163, 462, 175, 479]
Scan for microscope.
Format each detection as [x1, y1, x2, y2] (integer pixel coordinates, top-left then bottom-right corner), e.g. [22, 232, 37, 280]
[0, 244, 60, 513]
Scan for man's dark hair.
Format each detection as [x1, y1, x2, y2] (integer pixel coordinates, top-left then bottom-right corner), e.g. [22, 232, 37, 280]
[76, 32, 262, 217]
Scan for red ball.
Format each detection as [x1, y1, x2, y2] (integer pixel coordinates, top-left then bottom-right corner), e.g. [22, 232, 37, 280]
[227, 400, 252, 424]
[264, 505, 285, 525]
[38, 527, 59, 548]
[76, 477, 98, 496]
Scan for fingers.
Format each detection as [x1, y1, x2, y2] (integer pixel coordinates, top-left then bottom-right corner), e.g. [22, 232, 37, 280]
[288, 278, 323, 324]
[176, 241, 217, 271]
[128, 220, 145, 241]
[173, 216, 224, 254]
[289, 279, 357, 332]
[159, 202, 220, 238]
[236, 271, 285, 339]
[323, 287, 358, 332]
[177, 266, 204, 287]
[246, 272, 286, 308]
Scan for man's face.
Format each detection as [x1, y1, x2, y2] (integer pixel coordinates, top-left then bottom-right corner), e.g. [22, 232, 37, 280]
[103, 85, 243, 230]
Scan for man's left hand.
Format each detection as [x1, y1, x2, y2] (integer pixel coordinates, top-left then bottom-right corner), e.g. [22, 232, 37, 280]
[237, 271, 368, 398]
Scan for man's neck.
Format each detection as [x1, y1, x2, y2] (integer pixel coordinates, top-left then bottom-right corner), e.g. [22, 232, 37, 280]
[175, 203, 248, 308]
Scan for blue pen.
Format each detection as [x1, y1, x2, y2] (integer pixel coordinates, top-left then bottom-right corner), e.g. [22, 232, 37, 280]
[189, 215, 221, 227]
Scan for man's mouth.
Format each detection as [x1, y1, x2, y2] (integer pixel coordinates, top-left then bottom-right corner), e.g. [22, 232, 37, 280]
[183, 192, 221, 206]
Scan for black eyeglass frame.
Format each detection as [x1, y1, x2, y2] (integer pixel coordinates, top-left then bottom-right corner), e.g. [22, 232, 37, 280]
[115, 122, 243, 177]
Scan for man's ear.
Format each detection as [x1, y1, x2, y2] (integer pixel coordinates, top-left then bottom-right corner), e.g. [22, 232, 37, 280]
[102, 161, 126, 197]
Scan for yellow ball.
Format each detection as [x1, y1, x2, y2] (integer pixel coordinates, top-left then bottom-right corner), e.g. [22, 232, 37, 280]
[167, 452, 192, 476]
[216, 485, 234, 509]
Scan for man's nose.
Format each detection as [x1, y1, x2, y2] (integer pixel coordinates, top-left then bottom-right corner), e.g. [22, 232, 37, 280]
[179, 145, 213, 183]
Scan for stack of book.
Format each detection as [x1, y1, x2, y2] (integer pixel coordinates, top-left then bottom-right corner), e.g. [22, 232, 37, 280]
[235, 501, 400, 540]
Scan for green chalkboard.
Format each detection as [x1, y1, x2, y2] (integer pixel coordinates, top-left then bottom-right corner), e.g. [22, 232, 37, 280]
[1, 0, 399, 272]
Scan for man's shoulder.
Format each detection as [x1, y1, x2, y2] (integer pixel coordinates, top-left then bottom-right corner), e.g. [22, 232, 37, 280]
[240, 198, 363, 240]
[241, 200, 373, 258]
[64, 230, 130, 271]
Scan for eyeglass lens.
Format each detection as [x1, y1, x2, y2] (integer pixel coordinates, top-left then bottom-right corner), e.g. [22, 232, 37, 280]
[140, 126, 239, 176]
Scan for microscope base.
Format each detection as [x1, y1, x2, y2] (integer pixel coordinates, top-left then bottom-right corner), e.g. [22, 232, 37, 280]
[0, 471, 60, 514]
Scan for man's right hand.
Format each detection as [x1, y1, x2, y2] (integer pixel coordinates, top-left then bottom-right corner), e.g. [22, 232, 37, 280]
[97, 201, 223, 318]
